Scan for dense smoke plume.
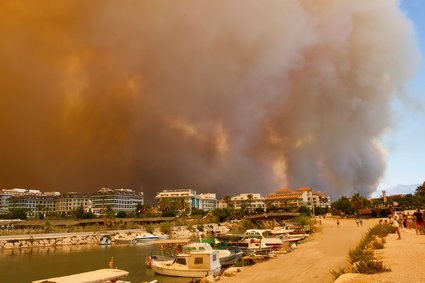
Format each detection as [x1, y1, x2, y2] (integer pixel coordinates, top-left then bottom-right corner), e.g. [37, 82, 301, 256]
[0, 0, 419, 202]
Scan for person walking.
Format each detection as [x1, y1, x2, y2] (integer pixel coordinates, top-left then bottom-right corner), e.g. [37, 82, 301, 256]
[359, 218, 363, 226]
[413, 209, 424, 235]
[355, 219, 359, 227]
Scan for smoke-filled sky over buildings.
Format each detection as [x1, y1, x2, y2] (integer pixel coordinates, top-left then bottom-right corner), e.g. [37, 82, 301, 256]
[0, 0, 422, 202]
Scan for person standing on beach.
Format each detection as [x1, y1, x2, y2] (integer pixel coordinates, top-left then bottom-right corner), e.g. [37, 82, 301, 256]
[355, 219, 359, 227]
[337, 219, 340, 227]
[413, 209, 424, 235]
[359, 218, 363, 226]
[391, 212, 401, 240]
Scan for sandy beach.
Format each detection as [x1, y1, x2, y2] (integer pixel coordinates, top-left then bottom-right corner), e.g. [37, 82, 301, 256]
[220, 218, 375, 283]
[336, 224, 425, 283]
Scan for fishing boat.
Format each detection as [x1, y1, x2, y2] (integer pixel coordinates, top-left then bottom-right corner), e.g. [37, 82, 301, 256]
[150, 250, 221, 278]
[32, 268, 129, 283]
[135, 233, 158, 242]
[183, 242, 243, 266]
[239, 229, 283, 248]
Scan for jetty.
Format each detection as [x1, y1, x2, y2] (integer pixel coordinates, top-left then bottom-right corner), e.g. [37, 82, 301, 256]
[32, 268, 129, 283]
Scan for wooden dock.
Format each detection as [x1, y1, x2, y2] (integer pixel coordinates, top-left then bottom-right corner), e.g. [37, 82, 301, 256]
[32, 268, 129, 283]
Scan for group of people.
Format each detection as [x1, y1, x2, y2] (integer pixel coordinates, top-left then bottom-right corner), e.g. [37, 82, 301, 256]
[379, 209, 425, 240]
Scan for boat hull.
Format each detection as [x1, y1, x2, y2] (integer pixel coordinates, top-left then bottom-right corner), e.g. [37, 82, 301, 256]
[151, 264, 219, 278]
[219, 252, 243, 266]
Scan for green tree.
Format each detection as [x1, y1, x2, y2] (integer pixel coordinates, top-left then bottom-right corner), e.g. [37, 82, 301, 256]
[105, 206, 115, 219]
[223, 196, 233, 208]
[73, 205, 85, 219]
[158, 198, 172, 212]
[213, 208, 232, 222]
[415, 185, 425, 197]
[350, 193, 369, 215]
[331, 196, 354, 216]
[117, 211, 127, 218]
[36, 204, 47, 219]
[8, 208, 28, 220]
[297, 206, 311, 216]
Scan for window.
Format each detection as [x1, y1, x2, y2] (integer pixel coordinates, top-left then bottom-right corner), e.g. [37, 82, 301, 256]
[212, 254, 217, 261]
[194, 257, 203, 264]
[175, 258, 186, 265]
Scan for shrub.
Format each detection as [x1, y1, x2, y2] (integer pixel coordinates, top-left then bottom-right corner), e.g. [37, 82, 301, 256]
[240, 219, 258, 231]
[330, 267, 348, 280]
[349, 247, 374, 264]
[160, 222, 173, 235]
[353, 260, 390, 274]
[292, 215, 315, 227]
[145, 225, 155, 234]
[117, 211, 127, 218]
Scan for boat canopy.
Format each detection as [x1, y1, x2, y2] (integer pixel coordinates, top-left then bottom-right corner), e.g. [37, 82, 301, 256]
[174, 250, 220, 270]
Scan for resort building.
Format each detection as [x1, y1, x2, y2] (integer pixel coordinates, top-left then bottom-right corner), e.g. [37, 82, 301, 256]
[155, 189, 218, 211]
[55, 192, 92, 215]
[230, 193, 265, 210]
[0, 191, 11, 214]
[8, 191, 60, 217]
[198, 193, 218, 211]
[91, 188, 144, 215]
[266, 187, 330, 210]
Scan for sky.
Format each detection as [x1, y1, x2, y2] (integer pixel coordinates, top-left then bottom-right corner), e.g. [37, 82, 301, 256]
[0, 1, 423, 202]
[377, 0, 425, 196]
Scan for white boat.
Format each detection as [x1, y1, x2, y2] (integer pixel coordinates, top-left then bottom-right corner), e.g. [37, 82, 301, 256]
[150, 250, 221, 278]
[135, 233, 158, 242]
[239, 229, 283, 248]
[32, 268, 129, 283]
[98, 235, 112, 246]
[183, 242, 243, 266]
[268, 225, 295, 235]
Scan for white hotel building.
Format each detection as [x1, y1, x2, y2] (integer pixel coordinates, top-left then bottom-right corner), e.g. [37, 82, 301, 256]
[155, 189, 218, 211]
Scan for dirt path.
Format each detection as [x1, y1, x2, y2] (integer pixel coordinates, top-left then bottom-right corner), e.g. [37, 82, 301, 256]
[221, 218, 377, 283]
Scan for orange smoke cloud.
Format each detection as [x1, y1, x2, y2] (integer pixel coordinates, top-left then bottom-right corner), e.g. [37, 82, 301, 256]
[0, 0, 419, 201]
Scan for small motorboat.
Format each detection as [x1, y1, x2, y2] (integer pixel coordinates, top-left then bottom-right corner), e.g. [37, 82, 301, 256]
[268, 225, 295, 235]
[183, 242, 243, 266]
[238, 229, 283, 249]
[98, 235, 112, 246]
[135, 233, 158, 242]
[150, 250, 221, 278]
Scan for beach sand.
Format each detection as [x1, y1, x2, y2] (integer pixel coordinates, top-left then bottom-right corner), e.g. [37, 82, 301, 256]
[220, 218, 376, 283]
[336, 225, 425, 283]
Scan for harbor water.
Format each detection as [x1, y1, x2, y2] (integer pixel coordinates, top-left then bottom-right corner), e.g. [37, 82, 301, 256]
[0, 243, 191, 283]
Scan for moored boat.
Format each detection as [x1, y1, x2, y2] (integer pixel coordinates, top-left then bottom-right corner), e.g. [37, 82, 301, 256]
[183, 242, 243, 266]
[150, 250, 221, 278]
[135, 233, 158, 242]
[238, 229, 283, 249]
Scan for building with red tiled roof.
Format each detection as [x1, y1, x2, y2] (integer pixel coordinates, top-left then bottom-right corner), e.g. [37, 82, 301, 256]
[266, 187, 330, 209]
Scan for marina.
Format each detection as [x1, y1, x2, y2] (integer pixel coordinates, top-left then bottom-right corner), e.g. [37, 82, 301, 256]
[0, 243, 190, 283]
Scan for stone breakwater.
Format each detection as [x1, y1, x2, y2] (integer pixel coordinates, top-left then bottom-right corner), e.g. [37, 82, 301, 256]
[0, 223, 231, 250]
[0, 235, 100, 249]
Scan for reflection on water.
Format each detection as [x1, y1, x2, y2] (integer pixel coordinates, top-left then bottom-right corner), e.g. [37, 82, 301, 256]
[0, 244, 191, 283]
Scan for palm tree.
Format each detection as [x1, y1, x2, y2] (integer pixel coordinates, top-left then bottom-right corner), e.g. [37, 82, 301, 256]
[223, 196, 232, 208]
[247, 194, 254, 210]
[350, 193, 369, 215]
[158, 198, 172, 212]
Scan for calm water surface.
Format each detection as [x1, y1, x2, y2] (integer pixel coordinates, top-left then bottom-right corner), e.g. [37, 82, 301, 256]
[0, 243, 191, 283]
